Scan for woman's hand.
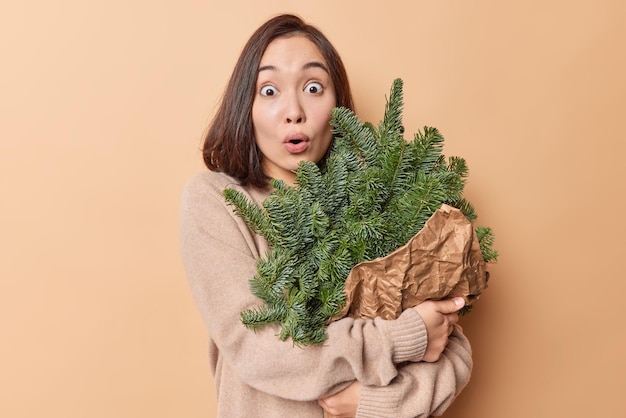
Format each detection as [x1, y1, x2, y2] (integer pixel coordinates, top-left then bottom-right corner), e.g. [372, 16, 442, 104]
[318, 380, 361, 418]
[413, 297, 464, 362]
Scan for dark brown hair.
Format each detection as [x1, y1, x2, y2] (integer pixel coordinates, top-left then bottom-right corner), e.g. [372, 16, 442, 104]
[202, 14, 354, 187]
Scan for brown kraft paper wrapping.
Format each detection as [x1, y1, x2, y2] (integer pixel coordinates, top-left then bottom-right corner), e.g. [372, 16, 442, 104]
[333, 204, 489, 322]
[324, 204, 488, 418]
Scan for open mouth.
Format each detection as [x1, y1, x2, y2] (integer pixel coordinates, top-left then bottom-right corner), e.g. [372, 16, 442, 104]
[283, 134, 310, 153]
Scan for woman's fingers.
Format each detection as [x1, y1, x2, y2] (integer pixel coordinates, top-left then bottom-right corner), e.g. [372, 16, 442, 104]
[413, 298, 465, 362]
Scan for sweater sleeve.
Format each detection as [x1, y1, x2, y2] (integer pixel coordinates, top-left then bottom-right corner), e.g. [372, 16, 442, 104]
[179, 172, 428, 401]
[355, 325, 473, 418]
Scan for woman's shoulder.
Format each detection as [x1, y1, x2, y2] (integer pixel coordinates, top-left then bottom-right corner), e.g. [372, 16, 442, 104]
[179, 170, 270, 256]
[184, 170, 271, 206]
[183, 170, 241, 196]
[180, 171, 241, 218]
[181, 170, 271, 210]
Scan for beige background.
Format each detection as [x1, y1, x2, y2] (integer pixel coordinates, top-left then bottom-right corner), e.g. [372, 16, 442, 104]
[2, 0, 625, 417]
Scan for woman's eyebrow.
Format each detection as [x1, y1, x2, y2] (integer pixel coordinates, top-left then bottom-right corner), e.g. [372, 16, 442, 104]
[302, 61, 329, 73]
[257, 61, 329, 73]
[258, 65, 277, 73]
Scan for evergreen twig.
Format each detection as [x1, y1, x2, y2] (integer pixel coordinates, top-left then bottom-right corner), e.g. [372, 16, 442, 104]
[224, 78, 498, 345]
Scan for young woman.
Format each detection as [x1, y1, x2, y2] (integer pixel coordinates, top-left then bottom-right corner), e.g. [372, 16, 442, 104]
[180, 14, 472, 417]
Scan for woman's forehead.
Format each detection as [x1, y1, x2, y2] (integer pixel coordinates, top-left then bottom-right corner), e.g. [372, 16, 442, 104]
[259, 35, 327, 69]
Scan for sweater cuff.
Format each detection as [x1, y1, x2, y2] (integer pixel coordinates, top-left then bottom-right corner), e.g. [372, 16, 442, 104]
[356, 384, 402, 418]
[389, 308, 428, 363]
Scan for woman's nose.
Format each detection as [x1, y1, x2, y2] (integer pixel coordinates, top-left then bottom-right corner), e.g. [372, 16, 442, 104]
[284, 94, 305, 124]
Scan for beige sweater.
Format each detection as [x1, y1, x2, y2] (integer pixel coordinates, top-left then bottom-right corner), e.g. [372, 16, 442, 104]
[179, 170, 473, 417]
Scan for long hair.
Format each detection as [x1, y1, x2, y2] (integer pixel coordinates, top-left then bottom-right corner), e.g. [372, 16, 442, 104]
[202, 14, 354, 187]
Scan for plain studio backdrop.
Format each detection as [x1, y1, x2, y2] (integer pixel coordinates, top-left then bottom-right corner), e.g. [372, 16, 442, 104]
[1, 1, 625, 417]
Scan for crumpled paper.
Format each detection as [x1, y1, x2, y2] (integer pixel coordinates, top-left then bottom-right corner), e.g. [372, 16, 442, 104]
[333, 204, 489, 321]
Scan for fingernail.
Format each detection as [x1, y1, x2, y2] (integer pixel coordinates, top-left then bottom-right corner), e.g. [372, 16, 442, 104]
[455, 298, 465, 307]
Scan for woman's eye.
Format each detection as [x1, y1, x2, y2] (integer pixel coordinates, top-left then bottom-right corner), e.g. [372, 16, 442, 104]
[260, 85, 278, 96]
[305, 82, 323, 94]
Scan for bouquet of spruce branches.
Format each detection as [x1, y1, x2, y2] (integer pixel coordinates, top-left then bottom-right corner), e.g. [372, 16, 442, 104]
[224, 79, 497, 346]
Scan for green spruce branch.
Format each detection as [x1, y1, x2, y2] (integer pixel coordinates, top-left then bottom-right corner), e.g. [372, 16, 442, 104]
[224, 78, 498, 346]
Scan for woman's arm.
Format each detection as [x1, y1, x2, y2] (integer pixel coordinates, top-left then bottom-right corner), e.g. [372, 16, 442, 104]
[179, 172, 429, 400]
[319, 325, 472, 418]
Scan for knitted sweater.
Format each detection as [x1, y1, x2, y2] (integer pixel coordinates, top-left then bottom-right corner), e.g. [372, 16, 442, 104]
[179, 170, 473, 417]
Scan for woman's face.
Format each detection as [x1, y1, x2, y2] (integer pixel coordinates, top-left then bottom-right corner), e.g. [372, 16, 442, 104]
[252, 35, 337, 186]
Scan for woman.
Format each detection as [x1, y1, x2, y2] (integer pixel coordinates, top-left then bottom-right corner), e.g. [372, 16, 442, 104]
[180, 14, 472, 417]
